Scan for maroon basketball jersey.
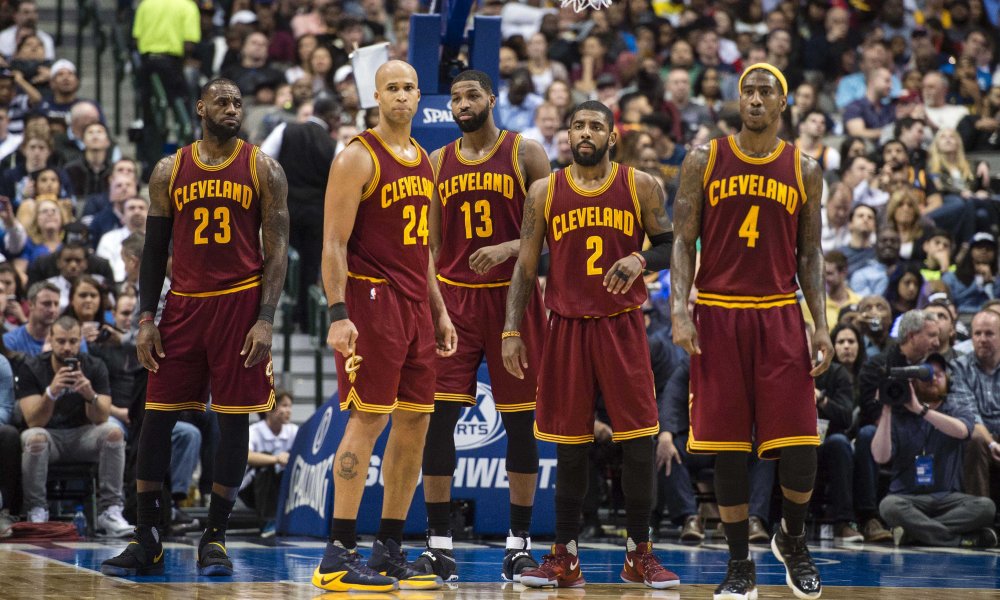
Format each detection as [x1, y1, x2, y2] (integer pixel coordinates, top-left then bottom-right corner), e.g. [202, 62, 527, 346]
[348, 129, 434, 302]
[435, 130, 527, 285]
[544, 163, 646, 318]
[168, 139, 263, 295]
[695, 136, 807, 298]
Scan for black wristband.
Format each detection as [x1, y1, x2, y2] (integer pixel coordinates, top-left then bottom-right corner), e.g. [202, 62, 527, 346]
[328, 302, 349, 322]
[919, 402, 930, 417]
[257, 304, 276, 324]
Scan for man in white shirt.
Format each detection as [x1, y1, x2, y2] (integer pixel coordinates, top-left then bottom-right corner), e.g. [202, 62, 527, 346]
[96, 196, 147, 282]
[0, 1, 55, 61]
[922, 71, 970, 133]
[240, 391, 298, 536]
[520, 103, 561, 161]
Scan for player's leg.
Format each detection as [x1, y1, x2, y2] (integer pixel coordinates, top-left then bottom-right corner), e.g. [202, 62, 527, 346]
[413, 401, 462, 580]
[771, 445, 822, 600]
[499, 409, 540, 581]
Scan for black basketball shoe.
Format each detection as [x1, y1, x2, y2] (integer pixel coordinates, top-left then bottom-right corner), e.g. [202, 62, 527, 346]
[368, 538, 443, 590]
[771, 528, 822, 599]
[713, 558, 757, 600]
[100, 528, 164, 576]
[197, 540, 234, 576]
[412, 533, 458, 582]
[502, 530, 539, 582]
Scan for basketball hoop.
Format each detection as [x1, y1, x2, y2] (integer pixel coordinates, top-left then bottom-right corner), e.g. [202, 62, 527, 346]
[561, 0, 612, 12]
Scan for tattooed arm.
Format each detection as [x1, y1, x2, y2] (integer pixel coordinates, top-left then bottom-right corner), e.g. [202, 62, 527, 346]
[241, 152, 290, 368]
[670, 144, 710, 356]
[501, 175, 550, 379]
[604, 169, 672, 294]
[797, 153, 833, 376]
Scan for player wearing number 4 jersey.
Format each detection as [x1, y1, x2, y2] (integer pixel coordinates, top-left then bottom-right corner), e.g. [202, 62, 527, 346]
[502, 100, 678, 590]
[414, 70, 551, 583]
[312, 60, 455, 593]
[671, 64, 832, 600]
[102, 78, 289, 579]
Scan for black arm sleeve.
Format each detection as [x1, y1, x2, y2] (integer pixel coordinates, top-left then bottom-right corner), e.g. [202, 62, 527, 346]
[639, 231, 673, 271]
[139, 216, 173, 316]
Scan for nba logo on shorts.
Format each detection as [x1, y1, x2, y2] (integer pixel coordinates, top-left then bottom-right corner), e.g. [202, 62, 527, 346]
[454, 382, 505, 451]
[370, 287, 377, 301]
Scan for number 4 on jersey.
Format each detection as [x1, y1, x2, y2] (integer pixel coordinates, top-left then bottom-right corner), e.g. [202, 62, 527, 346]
[739, 205, 760, 248]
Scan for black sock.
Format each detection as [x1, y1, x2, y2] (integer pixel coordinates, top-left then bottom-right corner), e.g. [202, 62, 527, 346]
[426, 502, 451, 537]
[199, 493, 235, 548]
[137, 490, 162, 531]
[782, 498, 809, 536]
[330, 518, 357, 549]
[377, 518, 406, 545]
[510, 503, 532, 535]
[723, 519, 750, 560]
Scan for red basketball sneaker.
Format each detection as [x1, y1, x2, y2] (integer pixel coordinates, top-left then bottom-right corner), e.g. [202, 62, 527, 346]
[620, 540, 681, 589]
[519, 543, 585, 588]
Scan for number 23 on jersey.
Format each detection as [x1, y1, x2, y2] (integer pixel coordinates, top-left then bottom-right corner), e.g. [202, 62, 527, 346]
[193, 206, 232, 245]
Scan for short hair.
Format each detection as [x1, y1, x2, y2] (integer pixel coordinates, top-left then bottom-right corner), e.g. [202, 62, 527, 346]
[274, 389, 293, 406]
[894, 116, 925, 138]
[122, 233, 145, 260]
[451, 69, 493, 95]
[897, 309, 936, 342]
[568, 100, 615, 129]
[849, 203, 876, 221]
[58, 241, 88, 259]
[824, 249, 847, 272]
[123, 195, 150, 208]
[27, 281, 60, 302]
[973, 309, 1000, 329]
[618, 92, 646, 115]
[52, 314, 80, 334]
[200, 78, 240, 99]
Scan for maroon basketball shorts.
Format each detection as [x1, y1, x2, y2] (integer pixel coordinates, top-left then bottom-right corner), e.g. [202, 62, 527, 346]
[535, 309, 659, 444]
[434, 282, 545, 412]
[147, 284, 275, 414]
[688, 296, 820, 459]
[335, 275, 435, 414]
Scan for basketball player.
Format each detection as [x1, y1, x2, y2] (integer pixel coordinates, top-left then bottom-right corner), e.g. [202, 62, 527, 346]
[311, 60, 454, 593]
[101, 78, 289, 577]
[670, 64, 832, 600]
[502, 101, 679, 590]
[413, 70, 551, 583]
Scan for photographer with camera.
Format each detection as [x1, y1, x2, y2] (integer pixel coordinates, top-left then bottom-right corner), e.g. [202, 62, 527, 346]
[873, 352, 997, 548]
[854, 310, 941, 541]
[16, 315, 132, 536]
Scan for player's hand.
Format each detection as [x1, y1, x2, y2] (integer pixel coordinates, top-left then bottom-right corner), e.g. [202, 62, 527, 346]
[434, 312, 458, 357]
[502, 336, 529, 380]
[136, 321, 165, 373]
[810, 328, 834, 377]
[469, 244, 512, 275]
[241, 320, 273, 368]
[655, 431, 682, 476]
[672, 313, 701, 355]
[594, 419, 612, 443]
[327, 318, 359, 358]
[603, 254, 644, 295]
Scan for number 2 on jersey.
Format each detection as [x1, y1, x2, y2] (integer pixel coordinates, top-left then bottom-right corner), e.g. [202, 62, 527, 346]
[193, 206, 231, 245]
[403, 204, 429, 245]
[586, 236, 603, 275]
[739, 205, 760, 248]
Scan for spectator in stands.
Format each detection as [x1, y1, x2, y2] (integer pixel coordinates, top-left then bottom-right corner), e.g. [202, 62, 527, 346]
[874, 351, 997, 548]
[857, 294, 895, 359]
[802, 4, 856, 74]
[0, 262, 28, 328]
[665, 68, 710, 144]
[925, 297, 962, 360]
[63, 122, 114, 198]
[96, 196, 147, 283]
[832, 323, 868, 394]
[957, 84, 1000, 152]
[241, 391, 298, 536]
[17, 315, 133, 536]
[690, 66, 725, 123]
[543, 79, 574, 124]
[956, 310, 1000, 504]
[824, 250, 862, 332]
[283, 34, 318, 86]
[837, 41, 901, 110]
[80, 158, 140, 220]
[886, 189, 927, 261]
[39, 59, 80, 128]
[918, 228, 955, 284]
[15, 197, 64, 273]
[497, 68, 542, 133]
[521, 103, 561, 162]
[13, 166, 73, 234]
[52, 101, 104, 168]
[841, 154, 889, 210]
[0, 1, 53, 61]
[87, 172, 137, 250]
[837, 203, 878, 276]
[820, 183, 851, 254]
[0, 189, 25, 260]
[45, 242, 91, 310]
[0, 331, 18, 535]
[844, 67, 897, 143]
[117, 233, 142, 299]
[25, 221, 112, 289]
[885, 263, 925, 322]
[895, 117, 929, 170]
[111, 291, 134, 334]
[221, 31, 285, 106]
[0, 130, 60, 206]
[0, 104, 20, 166]
[851, 227, 901, 298]
[62, 275, 114, 345]
[526, 32, 568, 95]
[943, 232, 999, 314]
[927, 128, 993, 199]
[923, 71, 971, 134]
[550, 128, 571, 171]
[795, 110, 841, 175]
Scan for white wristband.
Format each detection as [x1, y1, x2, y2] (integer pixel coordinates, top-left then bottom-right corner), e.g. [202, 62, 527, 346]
[45, 386, 57, 401]
[989, 441, 999, 452]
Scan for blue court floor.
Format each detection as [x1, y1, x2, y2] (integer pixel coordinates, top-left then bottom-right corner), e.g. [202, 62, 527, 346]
[3, 536, 999, 598]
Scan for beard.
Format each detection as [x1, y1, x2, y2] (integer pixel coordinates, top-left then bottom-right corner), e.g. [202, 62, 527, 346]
[572, 141, 609, 166]
[454, 108, 490, 133]
[204, 117, 241, 140]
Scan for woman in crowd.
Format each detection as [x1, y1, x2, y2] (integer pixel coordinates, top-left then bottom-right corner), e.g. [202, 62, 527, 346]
[942, 232, 999, 314]
[886, 189, 927, 261]
[0, 263, 27, 329]
[831, 323, 867, 403]
[62, 275, 119, 346]
[885, 263, 925, 322]
[14, 197, 64, 275]
[284, 34, 318, 85]
[526, 32, 568, 95]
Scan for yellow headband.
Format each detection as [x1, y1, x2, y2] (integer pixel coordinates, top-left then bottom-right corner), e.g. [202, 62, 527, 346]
[738, 63, 788, 96]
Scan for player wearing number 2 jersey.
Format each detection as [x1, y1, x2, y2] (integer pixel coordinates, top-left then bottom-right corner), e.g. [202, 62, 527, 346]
[313, 60, 455, 593]
[671, 64, 831, 600]
[502, 101, 679, 591]
[102, 78, 289, 579]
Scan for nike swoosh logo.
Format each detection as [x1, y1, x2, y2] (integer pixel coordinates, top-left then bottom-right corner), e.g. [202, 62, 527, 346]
[570, 559, 579, 571]
[154, 549, 164, 563]
[625, 557, 634, 568]
[320, 572, 346, 586]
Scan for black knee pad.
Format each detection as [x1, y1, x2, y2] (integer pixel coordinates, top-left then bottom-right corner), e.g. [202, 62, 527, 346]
[136, 409, 180, 483]
[501, 410, 538, 474]
[213, 412, 250, 489]
[779, 445, 817, 493]
[422, 402, 463, 476]
[713, 451, 750, 507]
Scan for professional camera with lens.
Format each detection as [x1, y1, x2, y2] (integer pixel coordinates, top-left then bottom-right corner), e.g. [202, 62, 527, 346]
[879, 364, 934, 407]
